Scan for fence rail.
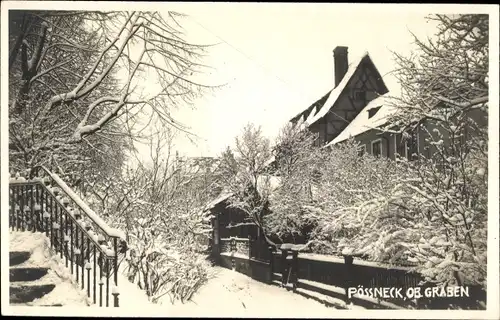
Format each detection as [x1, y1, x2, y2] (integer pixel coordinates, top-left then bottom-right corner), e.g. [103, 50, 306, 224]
[249, 237, 271, 262]
[270, 247, 486, 309]
[9, 167, 127, 307]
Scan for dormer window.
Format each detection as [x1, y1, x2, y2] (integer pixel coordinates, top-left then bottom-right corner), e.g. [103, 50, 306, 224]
[368, 106, 382, 119]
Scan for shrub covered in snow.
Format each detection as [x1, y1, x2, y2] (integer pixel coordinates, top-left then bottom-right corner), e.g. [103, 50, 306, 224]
[88, 129, 218, 303]
[217, 123, 273, 237]
[264, 124, 322, 242]
[271, 136, 487, 288]
[123, 239, 213, 304]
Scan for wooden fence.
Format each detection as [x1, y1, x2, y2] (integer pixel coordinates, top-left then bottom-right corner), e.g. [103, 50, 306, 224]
[270, 248, 486, 310]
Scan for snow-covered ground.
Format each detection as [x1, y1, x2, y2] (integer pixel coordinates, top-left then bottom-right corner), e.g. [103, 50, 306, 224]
[161, 266, 340, 317]
[9, 232, 340, 316]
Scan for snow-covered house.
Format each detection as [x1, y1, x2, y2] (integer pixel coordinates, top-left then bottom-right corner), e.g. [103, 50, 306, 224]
[290, 46, 389, 149]
[323, 96, 488, 161]
[287, 46, 430, 161]
[291, 46, 488, 161]
[323, 94, 406, 160]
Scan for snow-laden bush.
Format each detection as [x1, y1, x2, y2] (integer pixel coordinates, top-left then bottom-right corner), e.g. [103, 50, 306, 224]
[385, 13, 489, 289]
[265, 124, 322, 242]
[304, 139, 418, 259]
[302, 135, 487, 288]
[265, 124, 487, 288]
[87, 128, 219, 303]
[123, 228, 213, 304]
[393, 124, 488, 288]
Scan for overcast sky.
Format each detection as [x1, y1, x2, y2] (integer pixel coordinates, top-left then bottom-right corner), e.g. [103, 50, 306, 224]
[142, 3, 442, 159]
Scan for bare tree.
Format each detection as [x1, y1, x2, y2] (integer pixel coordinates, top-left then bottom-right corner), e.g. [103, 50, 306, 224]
[390, 14, 488, 132]
[9, 17, 131, 202]
[9, 10, 218, 181]
[264, 123, 322, 242]
[87, 126, 217, 303]
[218, 123, 274, 236]
[370, 14, 489, 289]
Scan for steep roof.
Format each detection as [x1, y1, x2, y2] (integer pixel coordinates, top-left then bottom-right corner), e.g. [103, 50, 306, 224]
[203, 190, 233, 212]
[292, 51, 387, 129]
[325, 94, 397, 146]
[290, 90, 331, 124]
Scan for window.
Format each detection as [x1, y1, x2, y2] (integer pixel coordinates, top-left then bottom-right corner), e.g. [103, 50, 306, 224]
[368, 106, 381, 119]
[393, 133, 398, 159]
[371, 139, 382, 157]
[395, 133, 405, 158]
[358, 144, 366, 156]
[395, 130, 419, 160]
[404, 130, 419, 161]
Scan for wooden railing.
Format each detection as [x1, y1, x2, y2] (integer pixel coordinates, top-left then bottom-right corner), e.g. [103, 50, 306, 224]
[9, 166, 127, 307]
[249, 237, 272, 262]
[270, 248, 486, 309]
[220, 237, 250, 257]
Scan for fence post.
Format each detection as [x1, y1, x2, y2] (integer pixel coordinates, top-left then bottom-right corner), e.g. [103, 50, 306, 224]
[230, 237, 236, 270]
[280, 248, 288, 287]
[230, 237, 236, 252]
[268, 245, 275, 284]
[248, 234, 252, 259]
[343, 255, 354, 305]
[292, 249, 299, 292]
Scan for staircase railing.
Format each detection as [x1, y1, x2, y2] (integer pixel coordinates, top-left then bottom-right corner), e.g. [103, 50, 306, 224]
[9, 166, 127, 307]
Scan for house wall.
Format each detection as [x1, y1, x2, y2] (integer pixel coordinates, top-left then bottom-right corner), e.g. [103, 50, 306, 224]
[355, 126, 437, 160]
[353, 130, 396, 160]
[214, 201, 256, 239]
[210, 199, 262, 262]
[320, 58, 388, 146]
[351, 108, 488, 160]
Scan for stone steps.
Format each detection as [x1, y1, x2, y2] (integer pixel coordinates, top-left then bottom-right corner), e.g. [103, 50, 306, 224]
[10, 267, 50, 282]
[9, 246, 82, 306]
[10, 251, 31, 267]
[10, 284, 56, 304]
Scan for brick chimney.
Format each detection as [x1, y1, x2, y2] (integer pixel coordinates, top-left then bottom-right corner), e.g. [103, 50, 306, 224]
[333, 46, 349, 88]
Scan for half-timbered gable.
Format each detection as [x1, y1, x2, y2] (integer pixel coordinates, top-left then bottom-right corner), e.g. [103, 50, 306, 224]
[290, 46, 389, 147]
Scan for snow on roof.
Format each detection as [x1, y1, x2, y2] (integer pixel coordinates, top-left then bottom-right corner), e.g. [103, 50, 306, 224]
[305, 52, 370, 127]
[203, 175, 281, 214]
[290, 90, 331, 125]
[325, 94, 398, 146]
[204, 190, 233, 212]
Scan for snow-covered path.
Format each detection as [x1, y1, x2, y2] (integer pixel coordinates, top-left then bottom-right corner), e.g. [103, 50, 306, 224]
[162, 266, 340, 317]
[8, 231, 340, 316]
